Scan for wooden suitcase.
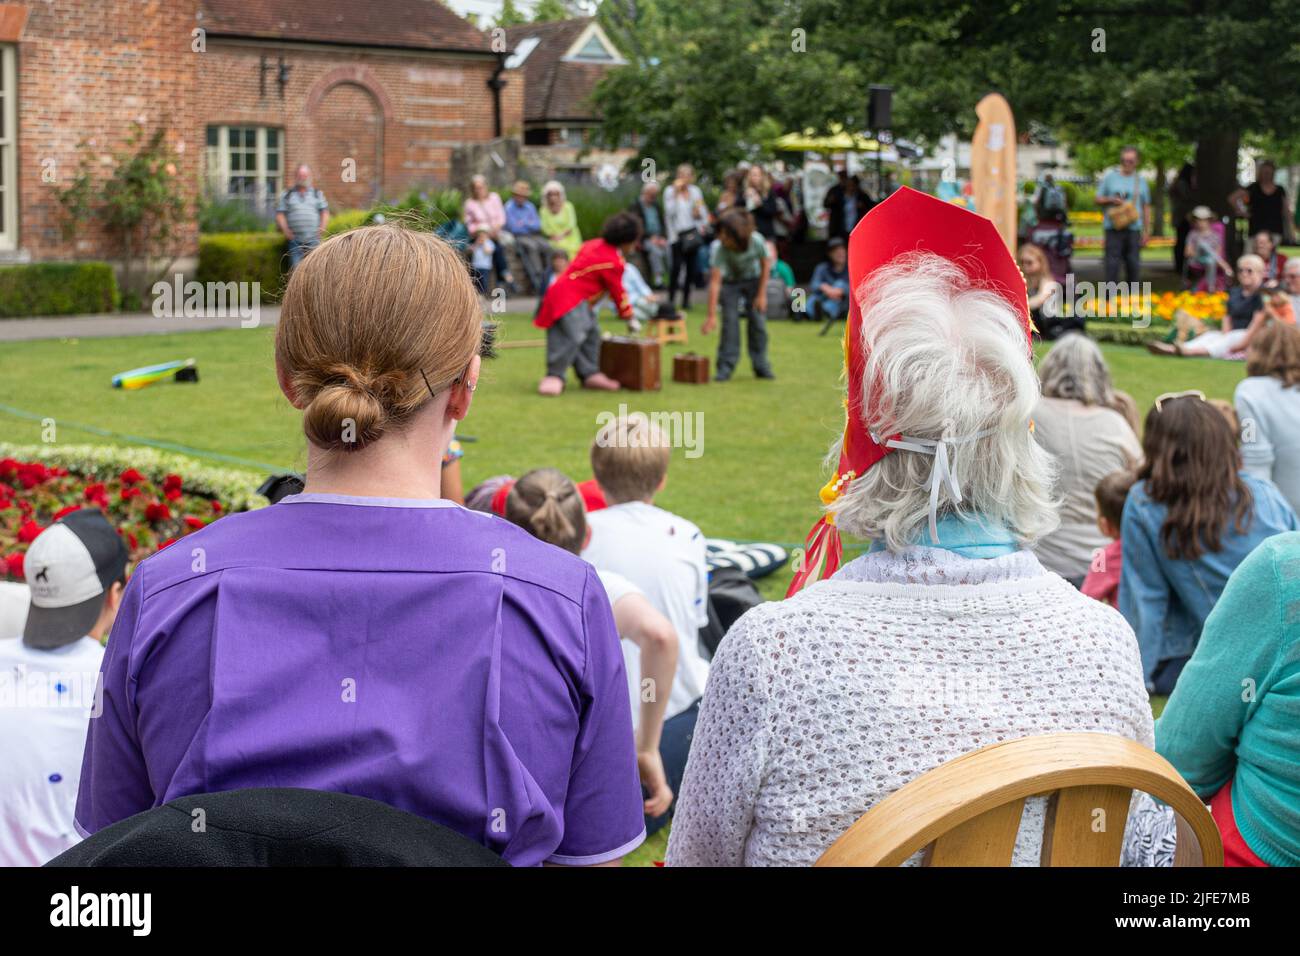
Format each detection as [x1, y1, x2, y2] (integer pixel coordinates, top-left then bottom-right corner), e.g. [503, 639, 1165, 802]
[672, 352, 710, 384]
[599, 336, 661, 391]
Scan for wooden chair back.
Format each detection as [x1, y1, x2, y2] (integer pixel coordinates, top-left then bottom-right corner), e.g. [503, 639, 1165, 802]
[814, 733, 1223, 867]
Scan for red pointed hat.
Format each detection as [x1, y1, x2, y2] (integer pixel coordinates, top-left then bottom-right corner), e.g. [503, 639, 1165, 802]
[786, 187, 1032, 597]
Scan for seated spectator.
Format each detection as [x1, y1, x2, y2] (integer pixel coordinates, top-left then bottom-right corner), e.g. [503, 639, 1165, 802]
[666, 197, 1153, 867]
[1236, 320, 1300, 513]
[1149, 255, 1267, 358]
[503, 468, 680, 827]
[469, 232, 495, 295]
[0, 509, 127, 865]
[1183, 206, 1232, 292]
[807, 237, 851, 323]
[540, 181, 582, 260]
[1156, 531, 1300, 865]
[582, 412, 710, 837]
[1018, 243, 1078, 340]
[1253, 230, 1287, 282]
[628, 181, 670, 287]
[1081, 470, 1135, 609]
[1120, 391, 1298, 693]
[1031, 334, 1142, 585]
[1282, 258, 1300, 318]
[534, 213, 642, 396]
[75, 225, 645, 867]
[503, 180, 553, 294]
[463, 174, 515, 294]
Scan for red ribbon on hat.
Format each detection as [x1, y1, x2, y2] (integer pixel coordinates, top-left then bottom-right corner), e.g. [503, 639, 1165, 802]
[786, 188, 1033, 598]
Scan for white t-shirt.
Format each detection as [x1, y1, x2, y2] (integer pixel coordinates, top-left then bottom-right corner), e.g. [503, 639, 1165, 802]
[0, 581, 30, 640]
[584, 502, 710, 721]
[0, 635, 104, 866]
[596, 568, 650, 730]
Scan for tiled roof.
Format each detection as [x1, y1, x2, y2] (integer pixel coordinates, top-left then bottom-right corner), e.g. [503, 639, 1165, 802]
[504, 18, 619, 123]
[199, 0, 492, 53]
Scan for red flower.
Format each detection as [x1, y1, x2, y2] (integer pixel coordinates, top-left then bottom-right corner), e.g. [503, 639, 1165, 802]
[0, 497, 11, 511]
[84, 482, 109, 506]
[157, 537, 178, 550]
[211, 500, 224, 514]
[163, 474, 183, 494]
[53, 504, 82, 520]
[183, 516, 206, 530]
[17, 519, 43, 544]
[0, 458, 17, 479]
[120, 468, 146, 486]
[164, 488, 182, 501]
[4, 552, 23, 579]
[144, 502, 172, 523]
[120, 487, 143, 502]
[126, 531, 139, 550]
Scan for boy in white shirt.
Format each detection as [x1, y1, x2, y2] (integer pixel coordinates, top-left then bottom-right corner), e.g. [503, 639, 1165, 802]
[582, 412, 710, 834]
[0, 509, 127, 866]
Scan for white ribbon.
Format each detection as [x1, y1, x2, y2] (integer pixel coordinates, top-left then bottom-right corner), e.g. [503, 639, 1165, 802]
[885, 428, 996, 544]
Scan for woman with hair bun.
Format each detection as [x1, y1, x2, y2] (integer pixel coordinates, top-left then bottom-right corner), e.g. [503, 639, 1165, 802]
[76, 225, 646, 867]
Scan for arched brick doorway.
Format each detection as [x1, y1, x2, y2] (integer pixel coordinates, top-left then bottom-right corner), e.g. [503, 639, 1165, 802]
[309, 80, 384, 211]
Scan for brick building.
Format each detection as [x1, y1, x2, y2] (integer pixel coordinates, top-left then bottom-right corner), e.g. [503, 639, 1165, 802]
[504, 18, 635, 179]
[4, 0, 524, 267]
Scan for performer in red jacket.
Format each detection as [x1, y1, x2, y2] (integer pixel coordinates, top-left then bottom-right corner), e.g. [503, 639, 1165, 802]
[536, 212, 643, 395]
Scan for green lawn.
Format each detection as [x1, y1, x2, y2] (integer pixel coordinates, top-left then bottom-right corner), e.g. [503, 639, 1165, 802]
[0, 310, 1220, 865]
[0, 308, 1248, 600]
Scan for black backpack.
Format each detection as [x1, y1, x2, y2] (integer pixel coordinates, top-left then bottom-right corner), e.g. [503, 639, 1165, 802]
[697, 566, 764, 660]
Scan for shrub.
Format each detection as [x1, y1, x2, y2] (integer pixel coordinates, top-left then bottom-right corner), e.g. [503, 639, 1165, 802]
[1085, 321, 1168, 346]
[323, 208, 374, 238]
[0, 262, 120, 318]
[196, 233, 286, 304]
[200, 196, 273, 234]
[564, 182, 638, 244]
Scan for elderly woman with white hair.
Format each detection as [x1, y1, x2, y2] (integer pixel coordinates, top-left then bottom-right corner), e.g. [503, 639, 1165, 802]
[540, 180, 582, 259]
[1032, 334, 1142, 585]
[1149, 254, 1268, 358]
[665, 189, 1153, 867]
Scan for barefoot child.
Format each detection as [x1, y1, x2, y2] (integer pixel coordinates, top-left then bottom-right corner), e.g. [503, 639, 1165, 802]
[534, 212, 643, 395]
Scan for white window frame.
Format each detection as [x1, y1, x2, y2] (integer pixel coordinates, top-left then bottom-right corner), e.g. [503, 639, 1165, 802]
[0, 45, 17, 251]
[204, 125, 283, 212]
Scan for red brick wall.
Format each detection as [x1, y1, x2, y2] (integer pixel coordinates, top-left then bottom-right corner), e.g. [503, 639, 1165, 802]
[13, 1, 524, 263]
[16, 0, 201, 261]
[195, 41, 525, 213]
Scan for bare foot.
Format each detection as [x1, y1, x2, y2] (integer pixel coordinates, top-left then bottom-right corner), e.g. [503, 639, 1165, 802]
[537, 375, 565, 396]
[582, 372, 621, 391]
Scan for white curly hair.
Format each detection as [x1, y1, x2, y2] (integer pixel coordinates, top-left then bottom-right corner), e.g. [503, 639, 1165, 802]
[825, 252, 1059, 550]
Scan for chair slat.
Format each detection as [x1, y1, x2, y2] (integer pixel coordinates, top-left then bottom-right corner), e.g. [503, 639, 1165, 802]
[927, 798, 1027, 866]
[1040, 785, 1132, 866]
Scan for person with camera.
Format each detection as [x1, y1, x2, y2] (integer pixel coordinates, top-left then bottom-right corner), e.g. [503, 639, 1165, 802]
[1095, 145, 1151, 285]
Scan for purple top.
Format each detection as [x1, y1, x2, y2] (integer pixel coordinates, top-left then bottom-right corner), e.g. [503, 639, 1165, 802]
[75, 493, 646, 866]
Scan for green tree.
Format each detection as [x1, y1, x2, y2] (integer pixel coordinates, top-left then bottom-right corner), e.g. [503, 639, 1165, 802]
[531, 0, 571, 23]
[496, 0, 528, 27]
[595, 0, 1300, 211]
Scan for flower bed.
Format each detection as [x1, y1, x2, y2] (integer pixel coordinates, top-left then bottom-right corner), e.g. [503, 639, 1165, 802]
[0, 444, 267, 583]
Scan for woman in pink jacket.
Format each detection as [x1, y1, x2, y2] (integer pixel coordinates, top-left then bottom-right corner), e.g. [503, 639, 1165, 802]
[463, 175, 515, 293]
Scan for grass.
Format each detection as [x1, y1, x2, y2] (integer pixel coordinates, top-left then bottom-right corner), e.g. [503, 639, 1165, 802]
[0, 307, 1248, 601]
[0, 309, 1219, 865]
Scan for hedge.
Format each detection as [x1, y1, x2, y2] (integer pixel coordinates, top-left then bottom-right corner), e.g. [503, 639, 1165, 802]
[1086, 320, 1171, 346]
[196, 232, 287, 304]
[0, 262, 120, 318]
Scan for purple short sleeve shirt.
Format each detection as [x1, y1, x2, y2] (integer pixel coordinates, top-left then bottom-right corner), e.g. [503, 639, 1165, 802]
[75, 494, 646, 866]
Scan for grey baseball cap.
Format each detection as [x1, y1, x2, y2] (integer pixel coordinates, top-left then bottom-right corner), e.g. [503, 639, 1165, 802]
[23, 508, 128, 649]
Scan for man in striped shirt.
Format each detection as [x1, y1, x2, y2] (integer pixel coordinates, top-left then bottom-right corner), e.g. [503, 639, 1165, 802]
[275, 165, 331, 267]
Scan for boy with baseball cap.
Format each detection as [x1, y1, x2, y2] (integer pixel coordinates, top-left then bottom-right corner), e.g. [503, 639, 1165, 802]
[0, 508, 128, 865]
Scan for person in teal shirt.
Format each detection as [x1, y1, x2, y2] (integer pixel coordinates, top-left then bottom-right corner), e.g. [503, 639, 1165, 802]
[1156, 531, 1300, 866]
[1095, 145, 1151, 285]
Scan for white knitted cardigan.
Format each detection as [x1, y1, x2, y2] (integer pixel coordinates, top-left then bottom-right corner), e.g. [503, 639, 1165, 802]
[664, 546, 1155, 867]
